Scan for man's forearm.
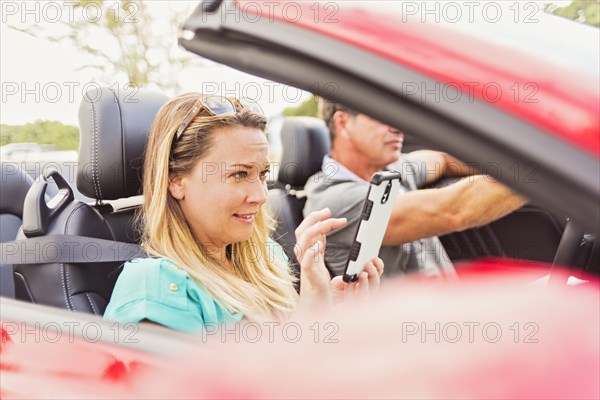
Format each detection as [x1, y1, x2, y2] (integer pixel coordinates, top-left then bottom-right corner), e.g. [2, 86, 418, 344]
[442, 153, 479, 177]
[383, 174, 528, 246]
[445, 175, 528, 231]
[408, 150, 479, 185]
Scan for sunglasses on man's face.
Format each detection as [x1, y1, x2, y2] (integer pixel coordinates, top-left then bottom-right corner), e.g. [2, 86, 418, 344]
[174, 95, 264, 141]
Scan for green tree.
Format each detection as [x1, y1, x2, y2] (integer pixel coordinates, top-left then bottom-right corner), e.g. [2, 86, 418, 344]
[282, 95, 319, 117]
[9, 0, 197, 93]
[1, 121, 79, 150]
[546, 0, 600, 27]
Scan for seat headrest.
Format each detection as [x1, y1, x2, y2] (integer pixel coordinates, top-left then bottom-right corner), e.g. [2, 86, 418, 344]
[77, 87, 169, 200]
[0, 162, 33, 218]
[277, 117, 331, 188]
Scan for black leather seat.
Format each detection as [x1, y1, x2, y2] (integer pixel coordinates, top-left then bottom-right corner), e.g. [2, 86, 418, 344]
[268, 117, 331, 277]
[0, 162, 34, 243]
[13, 87, 168, 314]
[0, 163, 35, 298]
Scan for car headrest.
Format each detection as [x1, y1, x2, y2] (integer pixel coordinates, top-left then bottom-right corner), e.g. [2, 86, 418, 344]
[0, 162, 33, 219]
[77, 87, 169, 200]
[277, 117, 331, 189]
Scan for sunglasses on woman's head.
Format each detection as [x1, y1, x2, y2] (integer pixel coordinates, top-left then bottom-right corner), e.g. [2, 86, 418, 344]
[174, 95, 264, 141]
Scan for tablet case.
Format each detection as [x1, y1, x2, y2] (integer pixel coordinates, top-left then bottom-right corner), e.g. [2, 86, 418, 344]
[343, 171, 403, 282]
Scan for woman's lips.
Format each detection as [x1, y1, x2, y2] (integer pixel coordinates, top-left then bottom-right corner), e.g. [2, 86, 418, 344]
[233, 213, 256, 224]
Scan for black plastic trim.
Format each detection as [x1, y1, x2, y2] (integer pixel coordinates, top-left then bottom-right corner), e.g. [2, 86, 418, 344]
[371, 171, 403, 185]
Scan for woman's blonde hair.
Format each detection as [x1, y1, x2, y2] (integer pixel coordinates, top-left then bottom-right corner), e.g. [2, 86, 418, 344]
[140, 93, 298, 321]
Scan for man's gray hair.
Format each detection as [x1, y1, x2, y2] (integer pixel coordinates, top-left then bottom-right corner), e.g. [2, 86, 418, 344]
[319, 98, 358, 142]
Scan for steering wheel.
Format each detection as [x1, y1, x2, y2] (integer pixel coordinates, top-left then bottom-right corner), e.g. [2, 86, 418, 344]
[549, 219, 585, 285]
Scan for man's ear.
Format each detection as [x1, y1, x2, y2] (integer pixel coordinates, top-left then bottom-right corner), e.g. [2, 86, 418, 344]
[168, 174, 185, 200]
[333, 110, 351, 139]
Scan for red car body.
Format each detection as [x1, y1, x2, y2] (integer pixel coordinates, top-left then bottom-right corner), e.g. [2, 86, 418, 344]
[243, 1, 599, 156]
[1, 1, 599, 398]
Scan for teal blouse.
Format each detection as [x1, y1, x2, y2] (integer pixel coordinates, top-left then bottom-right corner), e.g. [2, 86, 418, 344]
[103, 241, 289, 333]
[103, 258, 242, 333]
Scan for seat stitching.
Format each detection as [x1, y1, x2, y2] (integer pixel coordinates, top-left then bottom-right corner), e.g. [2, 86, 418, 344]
[89, 107, 98, 199]
[90, 103, 102, 200]
[64, 264, 75, 311]
[85, 293, 100, 315]
[62, 202, 86, 311]
[59, 264, 73, 311]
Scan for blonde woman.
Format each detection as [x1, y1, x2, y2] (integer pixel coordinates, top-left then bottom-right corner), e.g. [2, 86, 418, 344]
[104, 93, 383, 332]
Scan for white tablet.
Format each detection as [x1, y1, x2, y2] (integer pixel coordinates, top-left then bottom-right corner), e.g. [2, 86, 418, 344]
[343, 171, 402, 282]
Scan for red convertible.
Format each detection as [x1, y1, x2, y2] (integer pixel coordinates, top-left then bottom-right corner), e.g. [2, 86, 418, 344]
[1, 1, 598, 398]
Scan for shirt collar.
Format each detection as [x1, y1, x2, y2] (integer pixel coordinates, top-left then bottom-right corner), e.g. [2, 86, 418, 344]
[322, 154, 368, 184]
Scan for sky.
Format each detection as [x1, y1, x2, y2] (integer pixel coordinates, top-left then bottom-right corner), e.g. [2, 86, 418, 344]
[0, 0, 589, 126]
[0, 1, 311, 126]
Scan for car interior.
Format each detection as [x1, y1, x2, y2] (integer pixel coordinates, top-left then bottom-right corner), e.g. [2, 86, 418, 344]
[1, 86, 598, 316]
[1, 87, 167, 314]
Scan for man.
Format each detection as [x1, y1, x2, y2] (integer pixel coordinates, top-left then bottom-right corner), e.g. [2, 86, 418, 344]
[303, 102, 527, 278]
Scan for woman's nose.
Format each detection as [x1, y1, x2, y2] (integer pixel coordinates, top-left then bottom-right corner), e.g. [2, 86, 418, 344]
[247, 178, 268, 205]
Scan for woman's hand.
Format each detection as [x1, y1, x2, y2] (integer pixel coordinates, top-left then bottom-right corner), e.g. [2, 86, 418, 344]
[294, 208, 347, 307]
[329, 257, 384, 305]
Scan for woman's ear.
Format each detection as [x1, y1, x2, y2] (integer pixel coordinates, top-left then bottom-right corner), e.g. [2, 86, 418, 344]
[168, 174, 185, 200]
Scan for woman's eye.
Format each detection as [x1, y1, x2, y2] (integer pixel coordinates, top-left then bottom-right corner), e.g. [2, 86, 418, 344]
[259, 170, 270, 180]
[233, 171, 248, 179]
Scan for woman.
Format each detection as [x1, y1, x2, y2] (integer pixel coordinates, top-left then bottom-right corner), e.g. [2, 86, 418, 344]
[104, 93, 383, 332]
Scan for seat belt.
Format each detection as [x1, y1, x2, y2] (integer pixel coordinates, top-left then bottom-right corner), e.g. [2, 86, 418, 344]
[0, 235, 146, 299]
[402, 159, 459, 281]
[0, 263, 15, 298]
[1, 235, 146, 265]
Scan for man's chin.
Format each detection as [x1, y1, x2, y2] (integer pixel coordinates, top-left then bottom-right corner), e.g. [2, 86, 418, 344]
[386, 150, 402, 163]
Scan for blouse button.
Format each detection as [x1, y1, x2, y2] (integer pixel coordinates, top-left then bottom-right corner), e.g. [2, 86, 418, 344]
[169, 282, 178, 292]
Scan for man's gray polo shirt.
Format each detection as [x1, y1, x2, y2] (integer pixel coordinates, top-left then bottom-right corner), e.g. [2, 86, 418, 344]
[303, 155, 456, 279]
